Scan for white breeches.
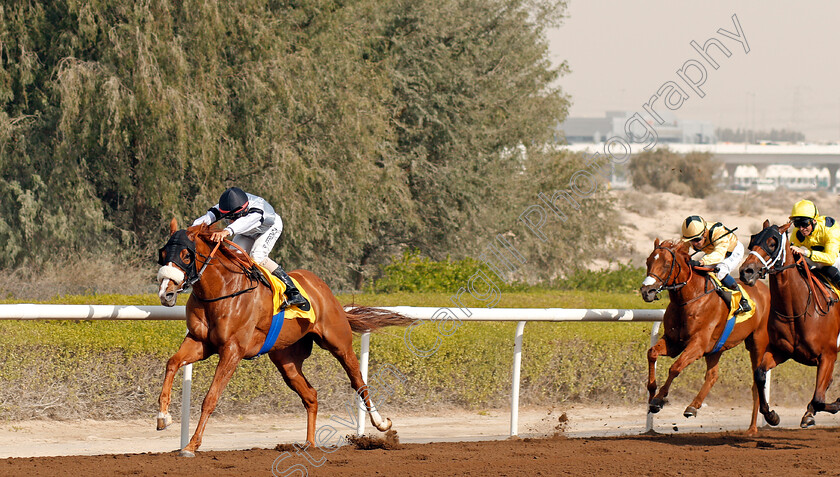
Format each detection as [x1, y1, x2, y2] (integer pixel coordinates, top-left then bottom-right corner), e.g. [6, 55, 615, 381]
[231, 223, 282, 268]
[714, 242, 744, 280]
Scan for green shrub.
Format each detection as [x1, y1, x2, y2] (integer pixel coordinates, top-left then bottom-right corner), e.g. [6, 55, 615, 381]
[551, 262, 647, 294]
[368, 249, 485, 293]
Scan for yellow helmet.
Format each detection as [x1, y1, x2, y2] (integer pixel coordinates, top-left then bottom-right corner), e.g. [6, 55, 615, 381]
[790, 199, 818, 219]
[681, 215, 707, 241]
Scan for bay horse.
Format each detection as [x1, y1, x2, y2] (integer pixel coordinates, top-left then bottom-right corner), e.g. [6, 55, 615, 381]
[640, 239, 771, 434]
[155, 219, 411, 456]
[740, 220, 840, 428]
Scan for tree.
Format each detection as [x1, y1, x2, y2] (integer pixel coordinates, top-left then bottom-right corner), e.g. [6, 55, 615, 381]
[0, 0, 589, 290]
[628, 148, 719, 198]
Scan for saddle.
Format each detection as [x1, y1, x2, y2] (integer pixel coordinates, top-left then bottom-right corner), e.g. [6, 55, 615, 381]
[807, 268, 839, 307]
[255, 265, 317, 323]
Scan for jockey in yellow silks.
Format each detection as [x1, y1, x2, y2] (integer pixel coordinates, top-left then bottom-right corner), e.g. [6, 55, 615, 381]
[790, 199, 840, 288]
[681, 215, 751, 314]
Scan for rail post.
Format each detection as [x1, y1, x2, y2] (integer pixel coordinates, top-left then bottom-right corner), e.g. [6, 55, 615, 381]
[645, 321, 661, 433]
[510, 321, 527, 436]
[180, 364, 193, 449]
[357, 331, 371, 436]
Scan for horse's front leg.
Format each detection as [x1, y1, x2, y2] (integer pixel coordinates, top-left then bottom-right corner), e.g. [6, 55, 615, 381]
[647, 336, 684, 413]
[647, 338, 666, 409]
[180, 344, 243, 457]
[650, 338, 706, 413]
[684, 352, 722, 418]
[753, 348, 784, 430]
[803, 350, 840, 428]
[158, 334, 211, 430]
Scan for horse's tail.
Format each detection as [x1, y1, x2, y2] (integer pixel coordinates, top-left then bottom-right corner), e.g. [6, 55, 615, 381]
[344, 306, 414, 333]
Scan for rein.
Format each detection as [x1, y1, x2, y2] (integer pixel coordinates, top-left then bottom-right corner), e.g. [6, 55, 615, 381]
[188, 238, 266, 303]
[649, 245, 718, 306]
[677, 267, 719, 307]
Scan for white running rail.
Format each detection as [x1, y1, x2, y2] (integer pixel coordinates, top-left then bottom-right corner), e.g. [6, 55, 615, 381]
[0, 304, 726, 444]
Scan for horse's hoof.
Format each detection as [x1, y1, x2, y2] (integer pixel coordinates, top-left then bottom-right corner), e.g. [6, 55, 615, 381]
[378, 418, 393, 432]
[800, 414, 815, 429]
[179, 449, 195, 458]
[765, 411, 780, 426]
[684, 406, 698, 418]
[156, 413, 172, 430]
[649, 398, 665, 414]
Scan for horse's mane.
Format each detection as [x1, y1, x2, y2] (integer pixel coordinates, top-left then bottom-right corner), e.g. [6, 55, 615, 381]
[660, 239, 689, 251]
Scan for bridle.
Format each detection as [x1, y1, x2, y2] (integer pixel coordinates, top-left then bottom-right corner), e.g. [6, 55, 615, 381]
[747, 224, 832, 318]
[746, 225, 793, 278]
[646, 244, 722, 306]
[647, 245, 690, 293]
[158, 230, 266, 301]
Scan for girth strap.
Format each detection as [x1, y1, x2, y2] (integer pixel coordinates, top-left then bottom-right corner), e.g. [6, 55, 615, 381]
[711, 314, 737, 354]
[246, 310, 285, 360]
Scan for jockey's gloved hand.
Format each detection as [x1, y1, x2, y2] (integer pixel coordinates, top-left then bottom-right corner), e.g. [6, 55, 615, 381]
[791, 245, 810, 258]
[688, 259, 701, 267]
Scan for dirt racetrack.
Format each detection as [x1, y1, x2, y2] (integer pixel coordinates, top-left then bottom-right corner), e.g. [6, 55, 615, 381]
[3, 426, 840, 476]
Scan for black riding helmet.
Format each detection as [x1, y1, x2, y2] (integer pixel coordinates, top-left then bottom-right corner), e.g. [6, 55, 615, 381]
[218, 187, 249, 219]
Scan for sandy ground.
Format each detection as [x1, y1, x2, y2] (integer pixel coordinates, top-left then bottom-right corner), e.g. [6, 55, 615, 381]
[1, 402, 839, 459]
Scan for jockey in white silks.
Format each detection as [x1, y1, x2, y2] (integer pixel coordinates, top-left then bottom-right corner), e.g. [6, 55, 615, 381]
[191, 187, 309, 311]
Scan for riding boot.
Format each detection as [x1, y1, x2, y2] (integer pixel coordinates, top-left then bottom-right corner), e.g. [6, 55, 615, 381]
[717, 288, 733, 310]
[737, 297, 752, 314]
[822, 266, 840, 290]
[720, 274, 738, 292]
[271, 267, 311, 312]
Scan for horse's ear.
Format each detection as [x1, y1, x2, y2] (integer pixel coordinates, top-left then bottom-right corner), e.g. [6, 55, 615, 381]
[763, 219, 770, 228]
[169, 218, 178, 236]
[654, 238, 660, 248]
[676, 240, 691, 254]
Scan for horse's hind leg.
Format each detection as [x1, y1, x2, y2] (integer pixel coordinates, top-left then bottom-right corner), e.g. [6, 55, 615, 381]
[317, 331, 392, 432]
[269, 337, 318, 445]
[685, 352, 722, 418]
[157, 334, 211, 430]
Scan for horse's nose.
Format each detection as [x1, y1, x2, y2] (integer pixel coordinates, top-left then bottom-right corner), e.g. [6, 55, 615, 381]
[639, 286, 657, 303]
[164, 291, 176, 303]
[740, 265, 757, 285]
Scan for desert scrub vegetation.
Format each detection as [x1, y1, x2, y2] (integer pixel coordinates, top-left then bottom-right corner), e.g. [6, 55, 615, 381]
[628, 147, 720, 198]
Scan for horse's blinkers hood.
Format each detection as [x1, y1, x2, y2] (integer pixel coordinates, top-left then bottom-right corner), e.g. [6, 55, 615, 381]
[748, 225, 783, 258]
[158, 230, 198, 280]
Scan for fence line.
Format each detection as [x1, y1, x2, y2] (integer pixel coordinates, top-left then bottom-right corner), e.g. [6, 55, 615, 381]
[0, 304, 676, 445]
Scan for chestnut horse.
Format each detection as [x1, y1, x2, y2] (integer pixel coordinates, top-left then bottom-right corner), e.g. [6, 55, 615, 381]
[156, 219, 411, 456]
[640, 239, 771, 434]
[740, 220, 840, 428]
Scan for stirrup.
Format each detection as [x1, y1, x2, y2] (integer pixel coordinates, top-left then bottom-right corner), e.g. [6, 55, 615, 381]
[283, 292, 310, 312]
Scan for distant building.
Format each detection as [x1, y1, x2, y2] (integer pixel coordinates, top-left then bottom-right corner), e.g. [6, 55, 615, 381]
[557, 111, 716, 144]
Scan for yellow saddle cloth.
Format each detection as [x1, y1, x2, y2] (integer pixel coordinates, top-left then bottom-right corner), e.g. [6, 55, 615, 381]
[255, 265, 317, 323]
[710, 275, 756, 324]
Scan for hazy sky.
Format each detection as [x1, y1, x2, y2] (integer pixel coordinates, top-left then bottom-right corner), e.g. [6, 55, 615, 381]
[548, 1, 840, 141]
